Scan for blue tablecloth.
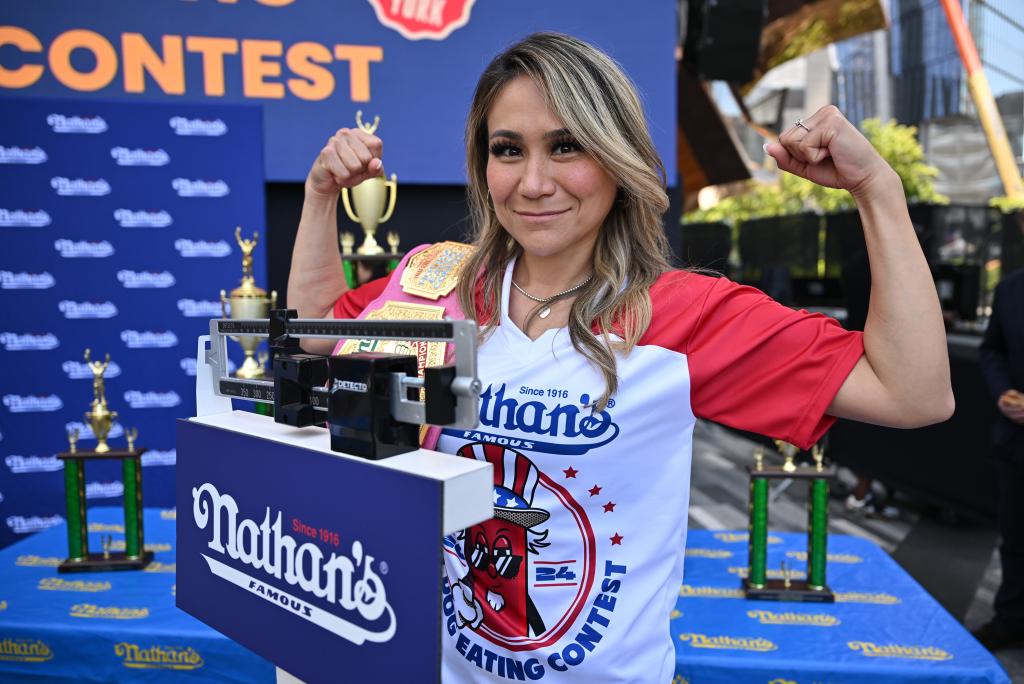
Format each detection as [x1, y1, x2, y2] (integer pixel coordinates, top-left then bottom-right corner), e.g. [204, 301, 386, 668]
[674, 530, 1010, 684]
[0, 507, 274, 683]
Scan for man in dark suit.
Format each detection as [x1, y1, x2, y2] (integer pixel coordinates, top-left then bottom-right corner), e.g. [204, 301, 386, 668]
[976, 268, 1024, 650]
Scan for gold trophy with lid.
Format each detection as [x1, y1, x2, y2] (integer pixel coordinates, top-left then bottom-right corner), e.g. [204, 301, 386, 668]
[220, 227, 276, 379]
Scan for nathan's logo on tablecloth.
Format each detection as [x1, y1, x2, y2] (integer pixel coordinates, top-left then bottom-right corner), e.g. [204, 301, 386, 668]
[89, 522, 124, 533]
[169, 116, 227, 136]
[86, 481, 125, 499]
[71, 604, 150, 620]
[6, 455, 63, 474]
[66, 421, 125, 442]
[847, 641, 952, 661]
[678, 585, 743, 599]
[177, 299, 222, 318]
[38, 577, 110, 592]
[111, 147, 170, 166]
[162, 509, 176, 520]
[0, 637, 53, 662]
[3, 394, 63, 413]
[835, 592, 900, 605]
[1, 332, 59, 351]
[2, 271, 55, 289]
[678, 633, 777, 652]
[118, 270, 175, 288]
[786, 550, 863, 564]
[191, 482, 397, 646]
[121, 330, 178, 349]
[64, 360, 122, 380]
[16, 555, 61, 567]
[144, 562, 176, 573]
[746, 610, 839, 627]
[368, 0, 476, 40]
[51, 177, 112, 196]
[0, 208, 51, 227]
[115, 209, 173, 228]
[172, 178, 229, 197]
[713, 532, 782, 544]
[0, 145, 47, 164]
[55, 239, 114, 258]
[115, 642, 205, 670]
[142, 449, 177, 467]
[47, 113, 107, 134]
[729, 566, 806, 581]
[59, 300, 118, 319]
[111, 540, 172, 553]
[174, 239, 231, 258]
[684, 548, 733, 559]
[8, 515, 62, 535]
[124, 390, 181, 409]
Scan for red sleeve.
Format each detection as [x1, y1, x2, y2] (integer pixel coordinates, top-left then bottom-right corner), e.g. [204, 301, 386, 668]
[642, 272, 864, 449]
[331, 276, 389, 319]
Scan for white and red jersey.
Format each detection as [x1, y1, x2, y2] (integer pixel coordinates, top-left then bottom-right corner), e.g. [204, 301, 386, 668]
[336, 258, 863, 683]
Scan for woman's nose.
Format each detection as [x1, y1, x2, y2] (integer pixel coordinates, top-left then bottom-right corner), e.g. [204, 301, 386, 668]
[518, 157, 555, 198]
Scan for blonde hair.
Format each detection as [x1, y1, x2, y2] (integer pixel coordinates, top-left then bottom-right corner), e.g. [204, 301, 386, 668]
[457, 32, 672, 409]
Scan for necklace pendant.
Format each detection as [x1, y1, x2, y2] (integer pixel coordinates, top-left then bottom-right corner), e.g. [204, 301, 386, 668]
[539, 306, 551, 319]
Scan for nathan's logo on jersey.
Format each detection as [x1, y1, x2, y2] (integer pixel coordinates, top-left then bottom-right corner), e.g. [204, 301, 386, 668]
[171, 178, 229, 198]
[141, 449, 176, 467]
[55, 239, 114, 258]
[0, 209, 51, 227]
[66, 421, 125, 442]
[450, 384, 620, 455]
[1, 271, 55, 289]
[180, 357, 236, 376]
[111, 147, 170, 166]
[1, 332, 59, 351]
[64, 360, 122, 380]
[3, 394, 63, 413]
[47, 113, 107, 134]
[169, 116, 227, 136]
[51, 177, 111, 196]
[368, 0, 476, 40]
[174, 239, 231, 258]
[86, 481, 124, 499]
[115, 209, 173, 228]
[58, 300, 118, 319]
[0, 145, 47, 164]
[6, 455, 63, 474]
[191, 482, 396, 645]
[121, 330, 178, 349]
[177, 299, 222, 318]
[124, 390, 181, 409]
[118, 270, 175, 289]
[7, 515, 63, 534]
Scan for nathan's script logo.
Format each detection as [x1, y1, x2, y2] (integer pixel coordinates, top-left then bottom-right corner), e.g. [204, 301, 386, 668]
[177, 299, 221, 317]
[444, 384, 620, 455]
[51, 177, 111, 196]
[0, 209, 50, 227]
[115, 642, 204, 670]
[181, 357, 236, 376]
[121, 330, 178, 349]
[47, 113, 107, 133]
[4, 394, 63, 413]
[1, 271, 55, 289]
[115, 209, 173, 228]
[0, 637, 53, 662]
[142, 449, 176, 467]
[848, 641, 952, 661]
[169, 116, 227, 136]
[6, 455, 64, 474]
[1, 333, 58, 351]
[118, 270, 175, 288]
[0, 146, 47, 164]
[111, 147, 170, 166]
[172, 178, 229, 197]
[54, 239, 114, 258]
[86, 481, 124, 499]
[59, 300, 117, 319]
[8, 515, 63, 534]
[174, 239, 231, 258]
[191, 483, 396, 645]
[124, 390, 181, 409]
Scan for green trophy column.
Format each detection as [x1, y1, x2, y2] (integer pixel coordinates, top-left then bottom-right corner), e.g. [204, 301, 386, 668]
[748, 477, 768, 588]
[122, 456, 142, 559]
[807, 478, 829, 589]
[63, 459, 87, 560]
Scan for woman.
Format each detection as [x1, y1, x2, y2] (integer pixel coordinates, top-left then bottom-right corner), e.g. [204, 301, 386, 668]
[288, 32, 952, 684]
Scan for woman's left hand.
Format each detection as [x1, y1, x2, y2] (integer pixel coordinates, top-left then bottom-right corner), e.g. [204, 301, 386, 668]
[764, 105, 896, 201]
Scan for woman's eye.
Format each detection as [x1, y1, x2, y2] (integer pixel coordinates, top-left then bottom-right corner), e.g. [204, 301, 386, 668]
[489, 142, 520, 158]
[554, 140, 581, 155]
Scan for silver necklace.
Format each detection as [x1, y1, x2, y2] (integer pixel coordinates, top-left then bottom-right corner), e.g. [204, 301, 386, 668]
[511, 274, 593, 319]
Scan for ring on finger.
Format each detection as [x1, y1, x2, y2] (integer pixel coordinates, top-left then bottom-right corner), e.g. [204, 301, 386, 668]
[794, 118, 811, 133]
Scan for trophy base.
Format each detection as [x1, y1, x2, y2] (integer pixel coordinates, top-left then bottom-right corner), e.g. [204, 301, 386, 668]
[59, 550, 153, 573]
[743, 578, 835, 603]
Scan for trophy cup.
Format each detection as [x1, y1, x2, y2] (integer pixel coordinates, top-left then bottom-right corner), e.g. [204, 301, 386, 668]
[339, 111, 404, 288]
[743, 441, 835, 602]
[221, 227, 277, 379]
[57, 350, 152, 572]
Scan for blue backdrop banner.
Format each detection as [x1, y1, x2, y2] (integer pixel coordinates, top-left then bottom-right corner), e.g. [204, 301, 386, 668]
[0, 0, 678, 184]
[0, 97, 265, 550]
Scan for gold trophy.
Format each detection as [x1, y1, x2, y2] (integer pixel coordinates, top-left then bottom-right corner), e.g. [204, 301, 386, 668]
[220, 227, 277, 379]
[341, 111, 397, 256]
[84, 349, 117, 453]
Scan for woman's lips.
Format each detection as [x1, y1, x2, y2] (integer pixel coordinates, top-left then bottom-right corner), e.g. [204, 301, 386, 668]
[514, 208, 570, 223]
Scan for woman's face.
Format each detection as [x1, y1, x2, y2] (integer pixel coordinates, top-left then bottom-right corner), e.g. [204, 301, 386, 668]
[485, 76, 617, 261]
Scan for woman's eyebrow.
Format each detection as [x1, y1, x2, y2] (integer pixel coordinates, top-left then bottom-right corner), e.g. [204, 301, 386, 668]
[489, 129, 521, 140]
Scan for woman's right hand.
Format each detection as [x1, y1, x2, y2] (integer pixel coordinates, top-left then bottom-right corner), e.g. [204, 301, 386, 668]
[305, 127, 384, 198]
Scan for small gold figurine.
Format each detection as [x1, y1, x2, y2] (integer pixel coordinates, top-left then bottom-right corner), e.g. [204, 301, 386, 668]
[355, 109, 380, 134]
[781, 560, 792, 589]
[83, 349, 117, 453]
[126, 427, 138, 453]
[67, 427, 80, 454]
[387, 231, 400, 255]
[84, 349, 110, 406]
[235, 226, 258, 282]
[102, 535, 112, 560]
[812, 444, 824, 473]
[753, 447, 764, 472]
[340, 231, 356, 255]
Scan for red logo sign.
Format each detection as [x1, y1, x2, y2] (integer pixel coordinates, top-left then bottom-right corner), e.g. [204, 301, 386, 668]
[368, 0, 476, 40]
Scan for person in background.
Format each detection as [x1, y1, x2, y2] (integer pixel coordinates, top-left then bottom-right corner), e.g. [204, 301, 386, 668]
[976, 267, 1024, 651]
